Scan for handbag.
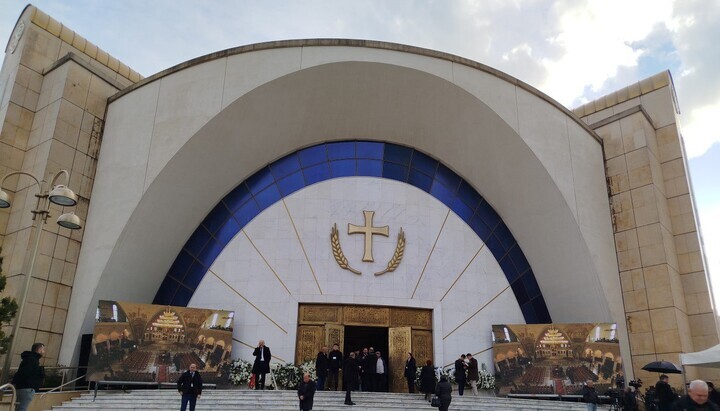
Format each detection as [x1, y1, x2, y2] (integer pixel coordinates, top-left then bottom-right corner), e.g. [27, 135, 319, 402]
[430, 396, 441, 407]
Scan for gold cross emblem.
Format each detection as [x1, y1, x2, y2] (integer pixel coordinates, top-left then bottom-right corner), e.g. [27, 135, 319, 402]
[348, 211, 389, 262]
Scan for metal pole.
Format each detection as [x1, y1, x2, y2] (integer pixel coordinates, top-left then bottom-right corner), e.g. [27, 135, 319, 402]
[0, 189, 48, 384]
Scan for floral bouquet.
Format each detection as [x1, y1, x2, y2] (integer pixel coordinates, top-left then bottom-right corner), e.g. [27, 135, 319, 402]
[228, 359, 252, 386]
[271, 362, 302, 390]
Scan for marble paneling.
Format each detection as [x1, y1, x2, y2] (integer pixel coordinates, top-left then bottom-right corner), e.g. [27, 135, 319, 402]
[190, 178, 524, 367]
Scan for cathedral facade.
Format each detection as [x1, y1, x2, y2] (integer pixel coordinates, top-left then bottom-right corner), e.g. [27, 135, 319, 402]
[0, 5, 716, 390]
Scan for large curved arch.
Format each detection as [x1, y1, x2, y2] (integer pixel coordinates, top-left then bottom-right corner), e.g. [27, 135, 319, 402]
[154, 141, 551, 324]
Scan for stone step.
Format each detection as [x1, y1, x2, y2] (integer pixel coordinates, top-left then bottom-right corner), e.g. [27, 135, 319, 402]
[52, 390, 611, 411]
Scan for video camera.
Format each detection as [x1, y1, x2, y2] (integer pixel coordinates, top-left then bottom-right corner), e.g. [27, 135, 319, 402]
[629, 379, 643, 389]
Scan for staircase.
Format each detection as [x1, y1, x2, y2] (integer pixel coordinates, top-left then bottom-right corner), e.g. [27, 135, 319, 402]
[51, 389, 611, 410]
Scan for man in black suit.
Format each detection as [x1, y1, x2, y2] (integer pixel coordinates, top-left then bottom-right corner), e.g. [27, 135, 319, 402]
[252, 340, 271, 390]
[359, 348, 371, 392]
[343, 351, 360, 405]
[327, 343, 343, 391]
[454, 354, 467, 396]
[177, 363, 203, 411]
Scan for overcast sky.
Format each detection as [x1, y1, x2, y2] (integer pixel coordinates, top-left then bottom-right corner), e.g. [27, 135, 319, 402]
[2, 0, 719, 305]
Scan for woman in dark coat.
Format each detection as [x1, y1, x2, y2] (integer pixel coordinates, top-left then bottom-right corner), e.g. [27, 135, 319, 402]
[420, 360, 436, 402]
[435, 375, 453, 411]
[343, 352, 360, 405]
[404, 352, 417, 393]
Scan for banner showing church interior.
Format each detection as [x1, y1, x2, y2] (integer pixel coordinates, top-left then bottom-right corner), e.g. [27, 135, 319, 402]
[492, 323, 622, 396]
[87, 301, 234, 384]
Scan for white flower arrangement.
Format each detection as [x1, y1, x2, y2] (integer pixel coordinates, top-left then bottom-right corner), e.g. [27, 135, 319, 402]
[271, 362, 302, 390]
[479, 366, 496, 390]
[228, 359, 252, 386]
[298, 359, 317, 381]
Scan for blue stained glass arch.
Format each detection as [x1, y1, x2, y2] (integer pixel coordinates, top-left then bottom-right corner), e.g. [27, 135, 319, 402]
[153, 141, 551, 324]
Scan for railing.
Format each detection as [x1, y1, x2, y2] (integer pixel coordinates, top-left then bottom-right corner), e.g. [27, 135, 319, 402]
[0, 383, 16, 409]
[40, 374, 87, 398]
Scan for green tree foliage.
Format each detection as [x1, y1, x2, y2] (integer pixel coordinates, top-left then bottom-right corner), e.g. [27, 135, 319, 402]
[0, 250, 19, 354]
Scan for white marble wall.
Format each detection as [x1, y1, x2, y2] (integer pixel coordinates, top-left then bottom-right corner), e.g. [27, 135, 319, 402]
[188, 178, 525, 368]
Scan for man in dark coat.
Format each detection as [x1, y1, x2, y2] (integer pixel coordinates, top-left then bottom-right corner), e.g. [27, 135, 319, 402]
[708, 382, 720, 406]
[177, 363, 203, 411]
[657, 374, 678, 411]
[671, 380, 720, 411]
[327, 343, 343, 391]
[252, 339, 271, 390]
[404, 352, 417, 393]
[359, 348, 371, 392]
[466, 353, 479, 396]
[315, 346, 328, 391]
[373, 351, 388, 392]
[11, 342, 46, 411]
[435, 375, 453, 411]
[298, 372, 316, 411]
[343, 351, 360, 405]
[582, 380, 600, 411]
[454, 354, 467, 396]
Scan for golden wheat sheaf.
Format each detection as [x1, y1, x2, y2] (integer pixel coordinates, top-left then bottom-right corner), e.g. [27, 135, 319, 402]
[331, 223, 361, 275]
[374, 228, 405, 276]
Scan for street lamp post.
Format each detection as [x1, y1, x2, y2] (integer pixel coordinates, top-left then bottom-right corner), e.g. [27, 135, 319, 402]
[0, 170, 82, 384]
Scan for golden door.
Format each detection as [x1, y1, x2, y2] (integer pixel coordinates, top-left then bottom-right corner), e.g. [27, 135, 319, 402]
[388, 326, 412, 393]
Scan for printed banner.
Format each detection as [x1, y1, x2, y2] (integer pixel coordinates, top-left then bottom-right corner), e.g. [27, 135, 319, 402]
[87, 300, 234, 384]
[492, 323, 623, 396]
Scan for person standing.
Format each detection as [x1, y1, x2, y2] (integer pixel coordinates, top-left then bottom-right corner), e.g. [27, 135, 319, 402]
[177, 363, 203, 411]
[374, 351, 388, 392]
[454, 354, 467, 396]
[404, 352, 417, 393]
[315, 346, 329, 391]
[671, 380, 720, 411]
[11, 342, 46, 411]
[298, 372, 317, 411]
[582, 380, 600, 411]
[708, 381, 720, 406]
[656, 374, 678, 411]
[343, 351, 359, 405]
[466, 353, 479, 396]
[359, 348, 371, 392]
[327, 343, 343, 391]
[420, 360, 436, 402]
[252, 340, 271, 390]
[435, 375, 453, 411]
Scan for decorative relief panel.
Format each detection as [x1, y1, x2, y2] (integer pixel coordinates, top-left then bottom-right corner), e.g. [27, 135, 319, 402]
[343, 306, 390, 326]
[299, 305, 341, 324]
[412, 330, 434, 366]
[296, 326, 324, 364]
[389, 327, 412, 393]
[391, 308, 432, 330]
[324, 323, 345, 349]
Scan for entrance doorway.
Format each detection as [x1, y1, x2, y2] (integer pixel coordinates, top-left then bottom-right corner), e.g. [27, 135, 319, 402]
[295, 304, 433, 392]
[344, 326, 388, 357]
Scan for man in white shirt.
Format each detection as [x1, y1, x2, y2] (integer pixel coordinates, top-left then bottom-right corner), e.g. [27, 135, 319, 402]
[374, 351, 387, 392]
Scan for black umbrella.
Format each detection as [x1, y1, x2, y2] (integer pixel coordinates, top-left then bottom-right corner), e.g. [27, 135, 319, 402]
[641, 360, 683, 374]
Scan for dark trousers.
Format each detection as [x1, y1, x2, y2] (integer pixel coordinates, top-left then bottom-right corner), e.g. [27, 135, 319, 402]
[457, 380, 465, 396]
[345, 388, 353, 404]
[180, 394, 197, 411]
[361, 373, 371, 391]
[439, 404, 450, 411]
[406, 377, 415, 393]
[327, 370, 339, 390]
[254, 372, 266, 389]
[316, 375, 326, 391]
[373, 373, 387, 392]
